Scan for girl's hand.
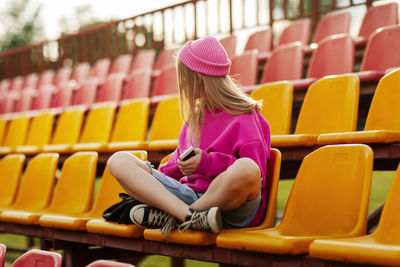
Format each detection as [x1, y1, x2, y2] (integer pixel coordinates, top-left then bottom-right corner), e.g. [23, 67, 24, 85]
[177, 148, 202, 176]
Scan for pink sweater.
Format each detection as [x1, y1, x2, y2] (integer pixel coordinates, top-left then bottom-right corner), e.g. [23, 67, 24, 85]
[159, 108, 271, 226]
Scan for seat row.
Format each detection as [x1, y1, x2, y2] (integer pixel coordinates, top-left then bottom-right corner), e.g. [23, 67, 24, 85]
[0, 143, 399, 266]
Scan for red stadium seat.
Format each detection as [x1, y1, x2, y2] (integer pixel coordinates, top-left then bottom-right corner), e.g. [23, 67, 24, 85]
[153, 48, 178, 76]
[90, 58, 111, 82]
[123, 69, 152, 99]
[151, 64, 178, 97]
[244, 28, 272, 53]
[9, 76, 24, 92]
[53, 66, 72, 87]
[71, 62, 91, 85]
[37, 69, 55, 88]
[13, 249, 61, 267]
[220, 35, 237, 59]
[97, 72, 125, 103]
[14, 88, 35, 112]
[312, 12, 351, 44]
[87, 260, 135, 267]
[230, 50, 258, 86]
[277, 18, 311, 46]
[51, 83, 74, 108]
[110, 54, 132, 75]
[72, 77, 99, 107]
[130, 50, 156, 73]
[22, 73, 39, 90]
[32, 85, 56, 110]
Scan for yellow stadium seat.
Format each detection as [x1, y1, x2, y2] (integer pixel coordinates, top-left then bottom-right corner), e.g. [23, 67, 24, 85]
[39, 151, 147, 231]
[42, 106, 86, 153]
[0, 152, 97, 225]
[0, 117, 7, 145]
[72, 102, 116, 152]
[144, 148, 281, 245]
[319, 69, 400, 144]
[309, 163, 400, 266]
[107, 98, 150, 152]
[250, 81, 293, 135]
[147, 95, 183, 151]
[15, 111, 55, 154]
[0, 153, 58, 215]
[0, 114, 30, 154]
[271, 74, 359, 147]
[216, 144, 372, 255]
[0, 154, 25, 208]
[85, 151, 148, 237]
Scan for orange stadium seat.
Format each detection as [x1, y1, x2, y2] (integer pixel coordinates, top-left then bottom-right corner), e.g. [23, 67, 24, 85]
[230, 50, 258, 86]
[244, 28, 272, 53]
[217, 144, 373, 254]
[277, 18, 311, 46]
[72, 77, 99, 107]
[51, 83, 74, 109]
[0, 114, 30, 154]
[109, 54, 132, 75]
[0, 154, 25, 209]
[130, 50, 156, 73]
[90, 58, 111, 82]
[97, 72, 125, 103]
[311, 12, 351, 44]
[219, 35, 237, 59]
[123, 69, 152, 99]
[13, 249, 62, 267]
[0, 117, 7, 144]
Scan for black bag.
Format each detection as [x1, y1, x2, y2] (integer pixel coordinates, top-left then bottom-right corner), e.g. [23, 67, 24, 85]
[102, 193, 142, 224]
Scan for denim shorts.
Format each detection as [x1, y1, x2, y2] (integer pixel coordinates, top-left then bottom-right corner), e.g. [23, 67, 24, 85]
[146, 162, 261, 229]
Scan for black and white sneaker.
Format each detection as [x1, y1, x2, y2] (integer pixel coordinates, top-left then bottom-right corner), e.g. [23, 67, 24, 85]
[129, 204, 177, 237]
[178, 207, 222, 234]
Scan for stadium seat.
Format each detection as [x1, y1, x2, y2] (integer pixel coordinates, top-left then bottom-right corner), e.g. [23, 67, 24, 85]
[122, 69, 152, 99]
[318, 69, 400, 144]
[219, 35, 237, 59]
[355, 2, 398, 45]
[71, 62, 91, 85]
[260, 42, 304, 83]
[97, 72, 125, 103]
[277, 18, 311, 46]
[0, 152, 97, 225]
[0, 154, 25, 208]
[72, 77, 99, 107]
[0, 153, 58, 216]
[109, 54, 132, 75]
[250, 81, 293, 135]
[0, 114, 30, 154]
[153, 48, 178, 76]
[0, 79, 10, 98]
[53, 66, 72, 87]
[13, 249, 62, 267]
[230, 50, 258, 86]
[37, 69, 55, 88]
[14, 88, 35, 112]
[0, 243, 5, 267]
[15, 110, 55, 154]
[0, 94, 15, 114]
[271, 74, 359, 147]
[309, 163, 400, 266]
[311, 12, 351, 44]
[71, 102, 116, 152]
[39, 151, 146, 230]
[90, 58, 111, 82]
[151, 64, 178, 97]
[32, 84, 56, 110]
[217, 144, 373, 254]
[244, 28, 272, 53]
[144, 148, 281, 245]
[107, 98, 150, 152]
[0, 117, 7, 144]
[86, 260, 135, 267]
[41, 106, 85, 153]
[22, 73, 39, 89]
[51, 82, 74, 108]
[130, 50, 156, 73]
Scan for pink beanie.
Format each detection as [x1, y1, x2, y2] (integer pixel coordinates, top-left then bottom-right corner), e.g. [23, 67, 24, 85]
[179, 36, 231, 76]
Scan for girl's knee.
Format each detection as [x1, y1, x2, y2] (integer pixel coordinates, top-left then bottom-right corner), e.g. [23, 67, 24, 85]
[235, 158, 261, 182]
[107, 151, 139, 178]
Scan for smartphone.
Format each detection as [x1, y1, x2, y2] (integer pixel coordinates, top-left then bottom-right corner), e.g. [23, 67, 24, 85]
[179, 146, 196, 161]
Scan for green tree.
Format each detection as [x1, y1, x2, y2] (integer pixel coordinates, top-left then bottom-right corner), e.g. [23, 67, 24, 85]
[0, 0, 44, 51]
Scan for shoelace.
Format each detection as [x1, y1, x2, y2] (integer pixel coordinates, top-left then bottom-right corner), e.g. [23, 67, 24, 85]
[148, 208, 172, 228]
[161, 216, 177, 238]
[178, 210, 209, 233]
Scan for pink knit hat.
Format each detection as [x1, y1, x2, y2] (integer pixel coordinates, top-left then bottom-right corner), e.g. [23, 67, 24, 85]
[179, 36, 231, 76]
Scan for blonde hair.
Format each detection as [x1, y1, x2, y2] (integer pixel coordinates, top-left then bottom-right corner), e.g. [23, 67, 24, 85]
[176, 58, 261, 145]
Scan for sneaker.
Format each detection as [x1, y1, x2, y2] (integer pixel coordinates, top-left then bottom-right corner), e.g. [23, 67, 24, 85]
[178, 207, 222, 234]
[129, 204, 177, 238]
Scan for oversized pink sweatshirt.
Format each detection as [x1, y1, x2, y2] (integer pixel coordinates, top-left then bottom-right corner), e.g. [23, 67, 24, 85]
[159, 108, 271, 226]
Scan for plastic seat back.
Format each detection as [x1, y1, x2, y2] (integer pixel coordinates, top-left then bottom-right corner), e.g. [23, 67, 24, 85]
[0, 118, 7, 145]
[11, 153, 58, 210]
[53, 66, 72, 87]
[130, 50, 156, 73]
[307, 34, 354, 79]
[97, 72, 125, 103]
[46, 152, 97, 214]
[278, 18, 311, 46]
[244, 28, 272, 53]
[0, 95, 14, 114]
[32, 85, 55, 110]
[358, 2, 398, 40]
[151, 64, 178, 97]
[220, 35, 237, 59]
[0, 243, 5, 267]
[250, 81, 293, 135]
[37, 70, 55, 88]
[9, 76, 24, 92]
[86, 260, 135, 267]
[2, 114, 30, 147]
[23, 111, 54, 146]
[123, 69, 152, 99]
[78, 103, 116, 144]
[0, 79, 10, 97]
[0, 154, 25, 207]
[51, 83, 74, 108]
[14, 89, 35, 112]
[148, 96, 183, 142]
[154, 48, 177, 73]
[261, 42, 304, 83]
[73, 77, 99, 106]
[110, 98, 149, 143]
[295, 74, 359, 135]
[230, 51, 258, 86]
[90, 58, 111, 82]
[22, 73, 39, 89]
[361, 25, 400, 72]
[13, 249, 62, 267]
[110, 54, 132, 74]
[278, 144, 372, 236]
[71, 62, 90, 84]
[312, 12, 351, 44]
[363, 69, 400, 131]
[48, 106, 85, 145]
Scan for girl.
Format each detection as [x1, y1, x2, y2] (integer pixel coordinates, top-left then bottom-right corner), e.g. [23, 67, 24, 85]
[107, 36, 271, 237]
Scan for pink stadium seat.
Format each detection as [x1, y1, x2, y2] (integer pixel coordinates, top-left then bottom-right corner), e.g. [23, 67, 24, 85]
[123, 69, 152, 99]
[14, 88, 35, 112]
[151, 64, 178, 97]
[90, 58, 111, 82]
[110, 54, 132, 75]
[32, 85, 56, 110]
[9, 76, 24, 92]
[356, 2, 399, 45]
[312, 12, 351, 44]
[22, 73, 39, 90]
[220, 35, 237, 59]
[153, 48, 178, 75]
[0, 243, 5, 267]
[87, 260, 135, 267]
[13, 249, 61, 267]
[230, 50, 258, 86]
[0, 79, 10, 98]
[51, 83, 74, 108]
[244, 28, 272, 53]
[130, 50, 156, 73]
[37, 69, 55, 88]
[277, 18, 311, 46]
[261, 42, 304, 83]
[71, 62, 91, 84]
[0, 94, 15, 114]
[53, 66, 72, 87]
[97, 72, 125, 103]
[73, 77, 99, 107]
